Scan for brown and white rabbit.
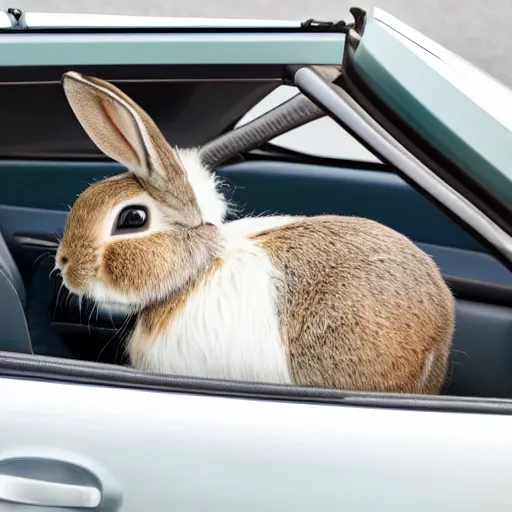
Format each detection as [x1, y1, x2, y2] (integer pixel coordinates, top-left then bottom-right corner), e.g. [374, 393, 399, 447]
[56, 71, 455, 394]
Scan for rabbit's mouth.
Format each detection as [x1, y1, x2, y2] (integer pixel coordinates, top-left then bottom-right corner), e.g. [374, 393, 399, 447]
[87, 281, 145, 313]
[95, 299, 135, 315]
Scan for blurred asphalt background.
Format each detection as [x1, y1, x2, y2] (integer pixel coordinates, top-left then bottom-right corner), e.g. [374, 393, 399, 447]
[4, 1, 511, 86]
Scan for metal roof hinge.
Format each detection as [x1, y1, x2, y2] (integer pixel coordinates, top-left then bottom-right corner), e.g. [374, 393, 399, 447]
[301, 8, 367, 36]
[6, 7, 27, 29]
[301, 18, 350, 33]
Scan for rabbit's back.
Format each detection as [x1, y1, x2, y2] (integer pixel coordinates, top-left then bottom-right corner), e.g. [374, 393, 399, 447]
[253, 215, 455, 394]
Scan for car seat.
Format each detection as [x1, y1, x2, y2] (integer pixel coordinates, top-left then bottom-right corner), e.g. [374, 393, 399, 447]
[0, 230, 73, 358]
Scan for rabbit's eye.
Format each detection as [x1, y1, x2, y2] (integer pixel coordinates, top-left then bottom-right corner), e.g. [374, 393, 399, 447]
[114, 205, 148, 233]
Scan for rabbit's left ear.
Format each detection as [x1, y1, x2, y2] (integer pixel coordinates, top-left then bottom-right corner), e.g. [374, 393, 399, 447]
[62, 71, 202, 225]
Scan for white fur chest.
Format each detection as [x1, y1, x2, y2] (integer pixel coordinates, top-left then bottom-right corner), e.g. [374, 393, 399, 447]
[128, 221, 295, 384]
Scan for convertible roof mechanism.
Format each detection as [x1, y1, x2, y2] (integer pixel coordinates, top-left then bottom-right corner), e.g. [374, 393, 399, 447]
[198, 8, 369, 168]
[0, 7, 362, 32]
[199, 66, 344, 169]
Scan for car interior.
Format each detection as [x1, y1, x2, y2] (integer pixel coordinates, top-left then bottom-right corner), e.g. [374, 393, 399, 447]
[2, 66, 512, 400]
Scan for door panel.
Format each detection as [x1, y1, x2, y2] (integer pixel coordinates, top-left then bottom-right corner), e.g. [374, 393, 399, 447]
[0, 159, 484, 250]
[220, 161, 484, 252]
[0, 376, 511, 512]
[0, 205, 67, 282]
[449, 300, 512, 398]
[0, 160, 121, 210]
[0, 158, 496, 273]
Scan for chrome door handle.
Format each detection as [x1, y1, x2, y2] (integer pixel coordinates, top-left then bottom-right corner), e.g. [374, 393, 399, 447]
[0, 474, 101, 508]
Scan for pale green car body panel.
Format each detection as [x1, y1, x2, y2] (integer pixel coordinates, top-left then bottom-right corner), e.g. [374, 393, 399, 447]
[0, 32, 345, 66]
[352, 13, 512, 208]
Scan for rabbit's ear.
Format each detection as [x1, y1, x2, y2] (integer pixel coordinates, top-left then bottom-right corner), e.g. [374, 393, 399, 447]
[62, 71, 202, 224]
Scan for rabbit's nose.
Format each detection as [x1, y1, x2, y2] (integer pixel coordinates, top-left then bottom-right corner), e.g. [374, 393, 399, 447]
[58, 254, 69, 268]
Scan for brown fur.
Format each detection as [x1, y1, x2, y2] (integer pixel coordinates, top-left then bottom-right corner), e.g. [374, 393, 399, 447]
[252, 216, 455, 394]
[138, 257, 224, 338]
[101, 225, 219, 303]
[58, 172, 220, 304]
[58, 174, 141, 290]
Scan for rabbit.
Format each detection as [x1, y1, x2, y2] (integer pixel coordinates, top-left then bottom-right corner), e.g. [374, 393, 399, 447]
[56, 71, 455, 394]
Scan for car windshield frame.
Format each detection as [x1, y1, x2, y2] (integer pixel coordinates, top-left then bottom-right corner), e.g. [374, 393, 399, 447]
[347, 8, 512, 220]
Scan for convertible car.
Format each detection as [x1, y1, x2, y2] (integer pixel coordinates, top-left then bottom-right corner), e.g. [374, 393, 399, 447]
[0, 6, 511, 511]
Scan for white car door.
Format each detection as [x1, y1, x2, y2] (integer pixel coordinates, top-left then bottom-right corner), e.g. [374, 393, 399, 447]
[1, 371, 512, 512]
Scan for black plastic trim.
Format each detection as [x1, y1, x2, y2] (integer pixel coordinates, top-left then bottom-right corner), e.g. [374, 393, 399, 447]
[1, 352, 512, 415]
[0, 71, 279, 159]
[0, 22, 349, 35]
[0, 64, 285, 83]
[444, 275, 512, 307]
[247, 143, 389, 172]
